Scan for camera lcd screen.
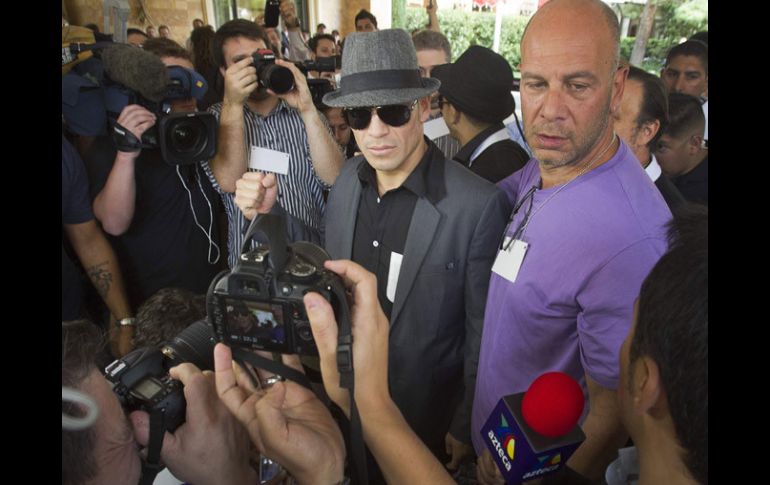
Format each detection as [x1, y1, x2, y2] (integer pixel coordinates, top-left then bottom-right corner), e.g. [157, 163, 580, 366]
[224, 298, 286, 345]
[134, 377, 164, 400]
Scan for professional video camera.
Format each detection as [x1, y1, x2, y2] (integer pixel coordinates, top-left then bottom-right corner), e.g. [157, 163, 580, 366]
[207, 213, 348, 356]
[104, 65, 217, 166]
[104, 319, 215, 432]
[61, 43, 217, 165]
[294, 55, 340, 75]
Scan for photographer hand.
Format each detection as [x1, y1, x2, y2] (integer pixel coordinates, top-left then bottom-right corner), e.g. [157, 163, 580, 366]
[214, 343, 345, 485]
[130, 363, 256, 485]
[306, 261, 457, 484]
[304, 259, 392, 417]
[223, 55, 257, 108]
[115, 105, 156, 157]
[234, 171, 278, 220]
[269, 59, 315, 115]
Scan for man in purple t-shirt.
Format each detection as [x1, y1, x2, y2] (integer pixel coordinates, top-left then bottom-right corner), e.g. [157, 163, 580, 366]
[472, 1, 672, 483]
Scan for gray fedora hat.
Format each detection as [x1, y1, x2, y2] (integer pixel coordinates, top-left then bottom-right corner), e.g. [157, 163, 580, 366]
[322, 29, 440, 108]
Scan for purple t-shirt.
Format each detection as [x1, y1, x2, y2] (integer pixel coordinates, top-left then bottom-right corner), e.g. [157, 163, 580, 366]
[471, 141, 671, 454]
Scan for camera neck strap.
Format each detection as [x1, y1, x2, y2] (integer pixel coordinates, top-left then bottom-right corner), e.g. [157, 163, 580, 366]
[231, 347, 312, 391]
[138, 408, 166, 485]
[328, 277, 368, 485]
[241, 214, 288, 272]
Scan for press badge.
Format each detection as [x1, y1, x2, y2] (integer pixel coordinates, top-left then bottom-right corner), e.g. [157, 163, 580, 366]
[248, 146, 290, 175]
[492, 237, 529, 283]
[386, 252, 403, 303]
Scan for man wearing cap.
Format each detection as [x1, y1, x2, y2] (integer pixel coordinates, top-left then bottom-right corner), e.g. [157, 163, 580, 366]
[432, 45, 530, 183]
[234, 28, 510, 476]
[83, 38, 225, 316]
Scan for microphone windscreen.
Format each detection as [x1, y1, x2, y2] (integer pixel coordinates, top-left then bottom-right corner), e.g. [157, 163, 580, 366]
[102, 44, 169, 102]
[521, 372, 584, 438]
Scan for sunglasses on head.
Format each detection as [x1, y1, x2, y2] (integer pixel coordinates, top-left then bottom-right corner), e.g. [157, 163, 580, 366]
[343, 100, 418, 130]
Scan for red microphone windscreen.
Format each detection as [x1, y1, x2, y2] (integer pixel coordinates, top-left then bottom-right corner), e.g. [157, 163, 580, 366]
[521, 372, 584, 438]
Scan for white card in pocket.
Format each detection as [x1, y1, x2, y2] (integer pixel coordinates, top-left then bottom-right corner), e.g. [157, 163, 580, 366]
[492, 237, 529, 283]
[387, 252, 403, 303]
[248, 146, 290, 175]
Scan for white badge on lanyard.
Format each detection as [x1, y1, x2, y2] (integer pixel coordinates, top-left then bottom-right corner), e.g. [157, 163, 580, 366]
[492, 236, 529, 283]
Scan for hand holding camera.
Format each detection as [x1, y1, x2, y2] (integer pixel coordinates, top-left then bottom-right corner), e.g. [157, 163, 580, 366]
[130, 362, 256, 485]
[114, 104, 157, 157]
[213, 343, 345, 485]
[223, 55, 258, 107]
[305, 259, 392, 417]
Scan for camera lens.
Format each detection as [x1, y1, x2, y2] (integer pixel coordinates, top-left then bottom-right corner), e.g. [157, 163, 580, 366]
[169, 118, 204, 153]
[259, 64, 295, 94]
[162, 320, 216, 370]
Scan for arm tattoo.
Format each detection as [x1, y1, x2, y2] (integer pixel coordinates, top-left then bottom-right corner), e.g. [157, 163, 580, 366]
[86, 261, 113, 299]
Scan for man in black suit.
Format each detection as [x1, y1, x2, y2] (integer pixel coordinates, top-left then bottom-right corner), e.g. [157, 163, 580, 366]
[613, 65, 686, 210]
[432, 45, 530, 183]
[233, 28, 510, 477]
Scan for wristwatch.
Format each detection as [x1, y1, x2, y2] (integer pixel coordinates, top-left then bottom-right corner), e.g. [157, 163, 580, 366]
[119, 317, 137, 327]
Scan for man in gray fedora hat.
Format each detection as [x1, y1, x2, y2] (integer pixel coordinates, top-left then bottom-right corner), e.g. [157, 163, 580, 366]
[233, 28, 510, 475]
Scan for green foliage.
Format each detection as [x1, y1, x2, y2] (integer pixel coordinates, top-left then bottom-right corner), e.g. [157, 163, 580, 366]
[654, 0, 708, 44]
[404, 7, 528, 71]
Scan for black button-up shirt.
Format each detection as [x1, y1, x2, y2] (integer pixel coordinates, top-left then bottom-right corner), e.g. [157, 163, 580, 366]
[352, 139, 443, 318]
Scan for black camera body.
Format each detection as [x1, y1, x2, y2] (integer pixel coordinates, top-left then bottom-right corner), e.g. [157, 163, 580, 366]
[104, 66, 217, 165]
[295, 55, 339, 74]
[208, 215, 341, 355]
[104, 320, 215, 432]
[252, 49, 295, 95]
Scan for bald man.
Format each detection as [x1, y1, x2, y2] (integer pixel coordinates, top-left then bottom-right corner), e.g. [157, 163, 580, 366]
[471, 1, 672, 483]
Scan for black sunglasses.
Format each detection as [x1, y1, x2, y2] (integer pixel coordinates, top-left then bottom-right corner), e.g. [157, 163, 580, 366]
[343, 100, 418, 130]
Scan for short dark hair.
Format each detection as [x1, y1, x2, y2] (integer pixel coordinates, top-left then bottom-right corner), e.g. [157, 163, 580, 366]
[141, 37, 192, 62]
[159, 24, 170, 31]
[317, 23, 326, 30]
[355, 9, 378, 28]
[664, 92, 705, 140]
[213, 19, 272, 68]
[62, 320, 104, 485]
[631, 205, 708, 484]
[628, 65, 669, 151]
[308, 33, 336, 55]
[665, 40, 708, 75]
[126, 27, 148, 39]
[412, 30, 452, 62]
[134, 287, 207, 348]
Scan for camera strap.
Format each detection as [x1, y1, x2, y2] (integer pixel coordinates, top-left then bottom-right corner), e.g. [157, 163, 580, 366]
[328, 278, 368, 485]
[231, 347, 312, 391]
[112, 121, 149, 152]
[138, 408, 166, 485]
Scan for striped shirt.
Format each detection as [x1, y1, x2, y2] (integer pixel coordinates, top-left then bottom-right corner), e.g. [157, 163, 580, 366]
[202, 100, 328, 268]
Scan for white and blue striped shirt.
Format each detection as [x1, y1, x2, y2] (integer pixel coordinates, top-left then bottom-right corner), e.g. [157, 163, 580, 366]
[202, 100, 328, 268]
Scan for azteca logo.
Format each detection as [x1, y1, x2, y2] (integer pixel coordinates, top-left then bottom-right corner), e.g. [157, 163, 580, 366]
[487, 416, 515, 471]
[522, 453, 562, 479]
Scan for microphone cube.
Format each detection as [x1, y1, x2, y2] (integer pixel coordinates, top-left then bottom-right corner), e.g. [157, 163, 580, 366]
[481, 393, 586, 483]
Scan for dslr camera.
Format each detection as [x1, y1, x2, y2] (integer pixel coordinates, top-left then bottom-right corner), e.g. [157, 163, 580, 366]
[104, 320, 215, 432]
[252, 49, 296, 95]
[104, 65, 217, 166]
[207, 214, 344, 356]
